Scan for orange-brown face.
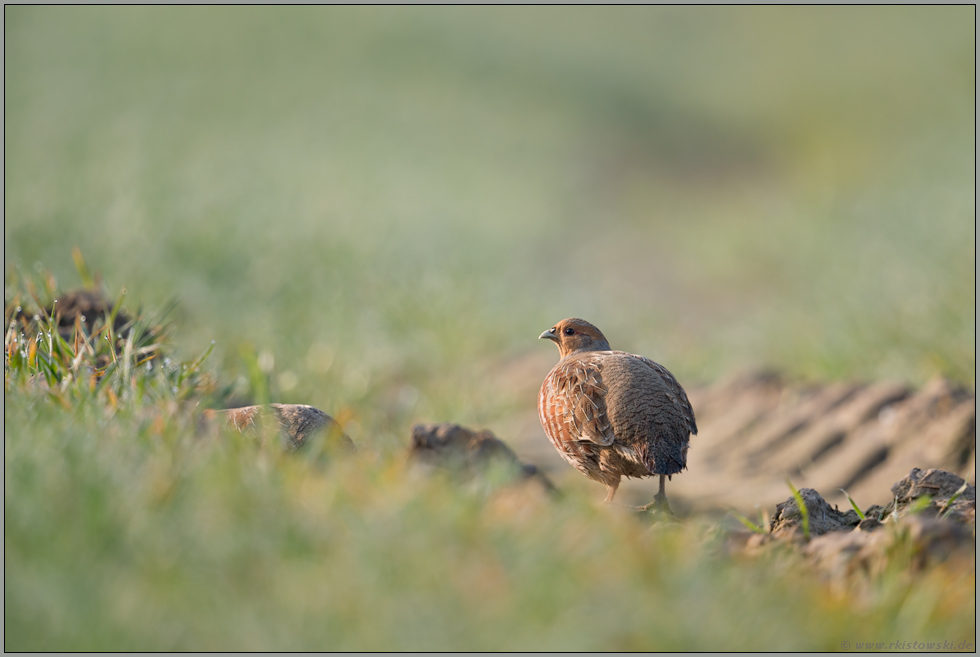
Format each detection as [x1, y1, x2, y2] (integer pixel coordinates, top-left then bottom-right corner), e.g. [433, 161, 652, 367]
[539, 318, 611, 357]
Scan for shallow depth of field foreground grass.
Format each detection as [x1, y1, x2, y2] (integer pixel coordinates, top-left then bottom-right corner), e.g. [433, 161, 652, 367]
[5, 6, 976, 651]
[3, 337, 975, 650]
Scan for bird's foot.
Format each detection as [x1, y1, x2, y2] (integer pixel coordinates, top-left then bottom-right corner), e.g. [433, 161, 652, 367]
[636, 492, 674, 517]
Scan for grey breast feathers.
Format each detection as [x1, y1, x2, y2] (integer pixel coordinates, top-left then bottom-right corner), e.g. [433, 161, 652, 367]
[600, 351, 697, 473]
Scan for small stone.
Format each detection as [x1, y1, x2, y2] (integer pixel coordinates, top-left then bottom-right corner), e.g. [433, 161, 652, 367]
[856, 517, 882, 532]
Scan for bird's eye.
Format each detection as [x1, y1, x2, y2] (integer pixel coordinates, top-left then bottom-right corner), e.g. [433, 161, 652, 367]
[563, 327, 575, 336]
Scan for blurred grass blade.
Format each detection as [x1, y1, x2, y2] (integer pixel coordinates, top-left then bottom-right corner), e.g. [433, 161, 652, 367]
[72, 246, 95, 290]
[941, 482, 970, 519]
[107, 285, 127, 341]
[730, 508, 767, 534]
[839, 488, 865, 520]
[907, 495, 933, 515]
[239, 343, 269, 406]
[786, 479, 810, 540]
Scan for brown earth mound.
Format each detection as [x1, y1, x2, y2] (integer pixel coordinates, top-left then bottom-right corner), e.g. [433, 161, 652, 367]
[409, 422, 556, 494]
[734, 468, 976, 585]
[7, 288, 132, 340]
[676, 373, 975, 511]
[203, 403, 355, 453]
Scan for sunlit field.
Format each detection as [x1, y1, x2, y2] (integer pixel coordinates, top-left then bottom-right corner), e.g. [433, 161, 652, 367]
[5, 6, 975, 651]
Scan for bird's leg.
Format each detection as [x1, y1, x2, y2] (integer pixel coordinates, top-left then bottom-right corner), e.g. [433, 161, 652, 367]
[651, 474, 674, 515]
[603, 479, 620, 503]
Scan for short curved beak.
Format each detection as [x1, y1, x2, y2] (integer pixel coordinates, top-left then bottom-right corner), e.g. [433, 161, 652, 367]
[539, 328, 558, 342]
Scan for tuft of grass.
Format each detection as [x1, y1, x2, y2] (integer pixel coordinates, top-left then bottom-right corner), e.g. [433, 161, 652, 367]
[4, 264, 218, 409]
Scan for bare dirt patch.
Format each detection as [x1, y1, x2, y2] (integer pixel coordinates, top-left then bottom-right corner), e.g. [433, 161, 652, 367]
[491, 366, 975, 513]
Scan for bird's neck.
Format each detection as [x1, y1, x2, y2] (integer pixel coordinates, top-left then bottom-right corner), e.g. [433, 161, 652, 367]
[561, 340, 611, 358]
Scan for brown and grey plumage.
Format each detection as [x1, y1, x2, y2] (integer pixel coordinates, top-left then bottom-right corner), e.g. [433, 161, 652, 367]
[538, 318, 697, 510]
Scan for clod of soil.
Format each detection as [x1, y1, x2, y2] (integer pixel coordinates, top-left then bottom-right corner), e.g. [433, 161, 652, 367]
[888, 467, 976, 526]
[801, 513, 975, 584]
[51, 289, 130, 333]
[744, 468, 975, 584]
[769, 488, 861, 537]
[5, 287, 149, 372]
[769, 468, 975, 537]
[7, 288, 132, 339]
[204, 403, 354, 453]
[410, 422, 556, 494]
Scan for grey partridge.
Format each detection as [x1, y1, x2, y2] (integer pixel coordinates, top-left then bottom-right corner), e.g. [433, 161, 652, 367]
[538, 318, 697, 510]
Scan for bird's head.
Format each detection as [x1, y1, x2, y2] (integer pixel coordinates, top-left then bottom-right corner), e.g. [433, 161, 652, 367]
[539, 318, 611, 357]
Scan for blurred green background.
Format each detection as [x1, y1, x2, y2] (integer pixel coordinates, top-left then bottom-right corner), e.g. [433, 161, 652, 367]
[4, 7, 976, 651]
[7, 8, 975, 420]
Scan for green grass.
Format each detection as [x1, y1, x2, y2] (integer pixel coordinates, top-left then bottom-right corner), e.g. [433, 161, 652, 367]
[841, 488, 867, 521]
[786, 479, 812, 540]
[4, 6, 976, 650]
[5, 7, 974, 396]
[4, 325, 975, 649]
